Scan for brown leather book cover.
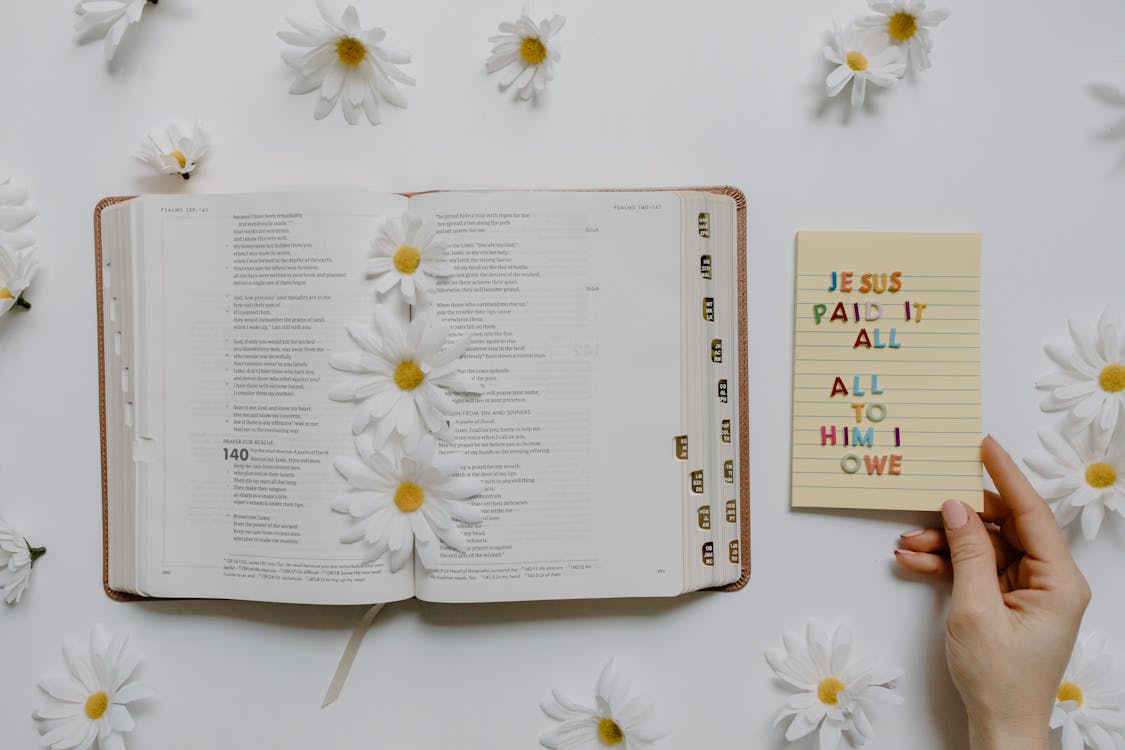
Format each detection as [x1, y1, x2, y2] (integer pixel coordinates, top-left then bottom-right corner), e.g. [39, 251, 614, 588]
[95, 187, 750, 601]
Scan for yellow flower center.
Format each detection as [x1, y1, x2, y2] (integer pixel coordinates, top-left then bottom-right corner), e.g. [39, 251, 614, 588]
[336, 36, 367, 67]
[393, 245, 421, 275]
[1100, 363, 1125, 393]
[887, 11, 917, 41]
[169, 149, 187, 169]
[596, 718, 624, 746]
[817, 677, 846, 705]
[393, 360, 425, 391]
[394, 481, 425, 513]
[520, 36, 548, 65]
[84, 691, 109, 720]
[0, 288, 12, 299]
[1057, 681, 1084, 707]
[1086, 462, 1118, 489]
[846, 51, 868, 72]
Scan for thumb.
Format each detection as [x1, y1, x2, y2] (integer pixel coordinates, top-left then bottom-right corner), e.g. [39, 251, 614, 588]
[942, 499, 1003, 614]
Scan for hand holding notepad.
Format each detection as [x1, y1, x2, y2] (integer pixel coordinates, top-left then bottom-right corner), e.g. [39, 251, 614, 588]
[791, 232, 984, 512]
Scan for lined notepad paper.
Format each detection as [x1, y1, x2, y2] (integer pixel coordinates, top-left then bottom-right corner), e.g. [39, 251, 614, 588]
[791, 232, 983, 512]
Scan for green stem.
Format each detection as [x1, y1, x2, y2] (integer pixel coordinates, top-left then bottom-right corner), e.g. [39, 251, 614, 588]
[25, 539, 46, 566]
[14, 295, 31, 310]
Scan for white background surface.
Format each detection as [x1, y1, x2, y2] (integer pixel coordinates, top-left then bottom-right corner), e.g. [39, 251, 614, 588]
[2, 1, 1125, 747]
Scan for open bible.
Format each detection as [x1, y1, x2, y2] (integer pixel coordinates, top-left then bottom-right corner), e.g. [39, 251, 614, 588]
[95, 187, 749, 604]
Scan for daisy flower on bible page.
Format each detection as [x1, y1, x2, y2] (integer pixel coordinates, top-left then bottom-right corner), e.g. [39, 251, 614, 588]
[1051, 632, 1125, 750]
[368, 212, 452, 305]
[332, 434, 483, 571]
[135, 121, 209, 180]
[766, 619, 903, 749]
[74, 0, 153, 63]
[329, 311, 481, 444]
[33, 626, 155, 750]
[1038, 307, 1125, 436]
[486, 8, 566, 100]
[540, 660, 664, 749]
[855, 0, 950, 72]
[1024, 425, 1125, 540]
[278, 0, 415, 125]
[823, 22, 906, 108]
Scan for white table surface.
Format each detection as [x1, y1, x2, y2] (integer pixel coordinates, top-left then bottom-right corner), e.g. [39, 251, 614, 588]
[3, 1, 1125, 747]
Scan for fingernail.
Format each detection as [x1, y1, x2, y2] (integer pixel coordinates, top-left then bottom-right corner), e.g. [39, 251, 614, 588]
[900, 528, 926, 539]
[941, 499, 969, 530]
[893, 549, 916, 556]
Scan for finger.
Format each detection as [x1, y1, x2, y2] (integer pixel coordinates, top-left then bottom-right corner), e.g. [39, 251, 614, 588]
[981, 489, 1025, 557]
[898, 528, 947, 553]
[982, 435, 1071, 564]
[942, 499, 1004, 612]
[981, 490, 1009, 524]
[988, 529, 1022, 572]
[983, 489, 1031, 554]
[899, 526, 1020, 573]
[894, 549, 951, 578]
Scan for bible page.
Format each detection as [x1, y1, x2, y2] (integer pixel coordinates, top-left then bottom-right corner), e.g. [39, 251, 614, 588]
[135, 192, 416, 604]
[409, 190, 685, 603]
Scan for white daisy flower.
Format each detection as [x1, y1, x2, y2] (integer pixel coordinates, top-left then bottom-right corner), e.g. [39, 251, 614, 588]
[1, 246, 38, 316]
[329, 311, 482, 444]
[823, 22, 906, 108]
[540, 659, 664, 750]
[278, 0, 415, 126]
[33, 625, 155, 750]
[0, 176, 39, 316]
[368, 212, 452, 305]
[1038, 307, 1125, 436]
[766, 619, 904, 749]
[1050, 632, 1125, 750]
[486, 7, 566, 101]
[135, 121, 209, 180]
[1024, 425, 1125, 540]
[332, 434, 483, 571]
[0, 517, 46, 604]
[74, 0, 154, 63]
[855, 0, 950, 72]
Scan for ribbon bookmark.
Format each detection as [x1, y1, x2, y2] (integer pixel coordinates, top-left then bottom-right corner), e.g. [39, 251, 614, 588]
[322, 602, 387, 707]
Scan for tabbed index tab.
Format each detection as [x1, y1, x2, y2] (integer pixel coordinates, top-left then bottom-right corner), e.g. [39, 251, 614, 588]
[702, 541, 715, 566]
[703, 297, 715, 321]
[674, 435, 689, 459]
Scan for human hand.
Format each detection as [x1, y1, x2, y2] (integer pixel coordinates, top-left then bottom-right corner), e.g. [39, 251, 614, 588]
[894, 435, 1091, 750]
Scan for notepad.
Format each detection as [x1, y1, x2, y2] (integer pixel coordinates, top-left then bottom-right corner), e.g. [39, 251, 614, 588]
[791, 231, 983, 512]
